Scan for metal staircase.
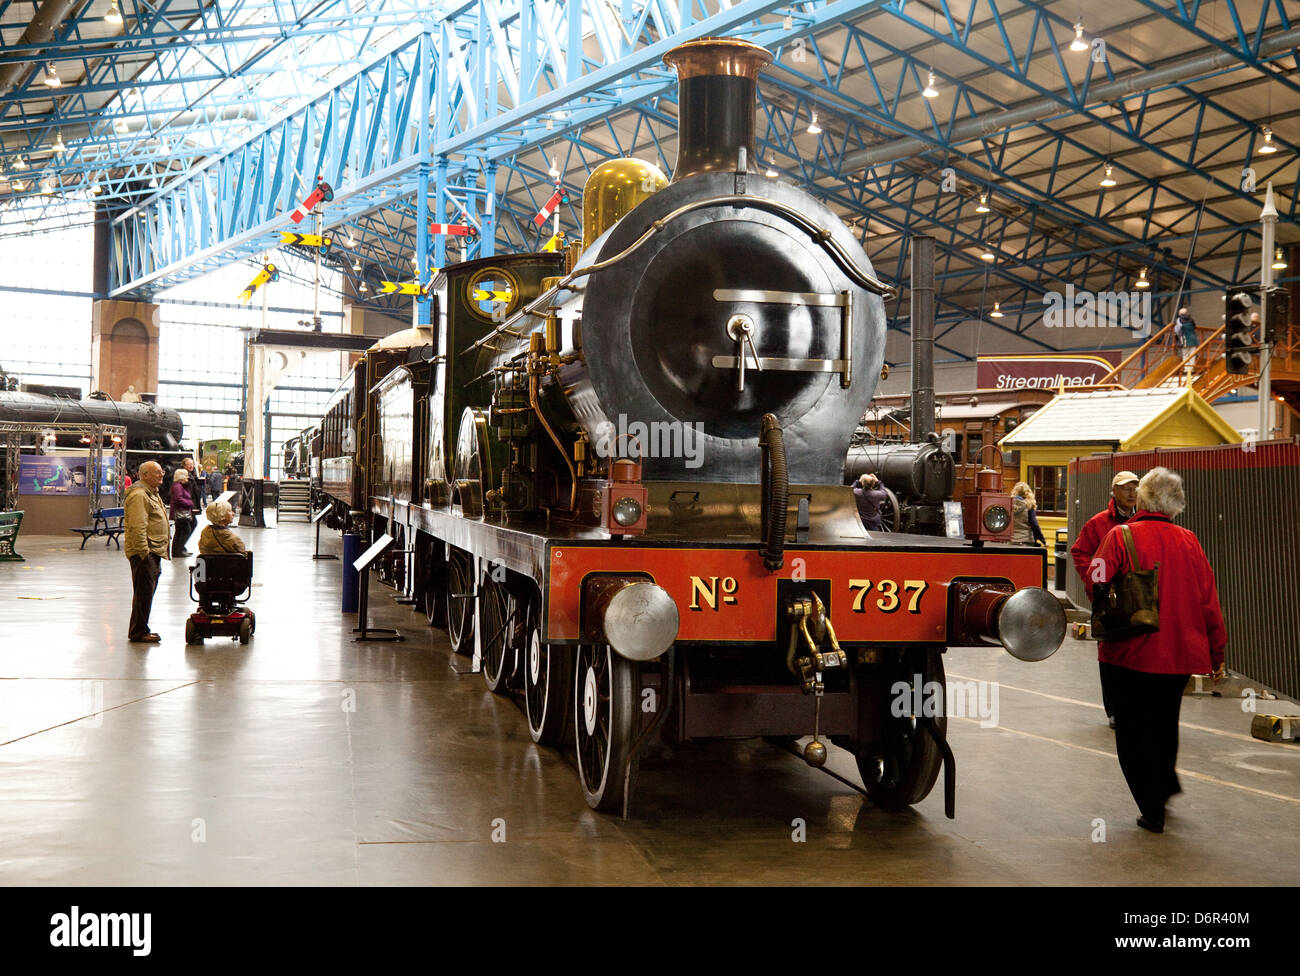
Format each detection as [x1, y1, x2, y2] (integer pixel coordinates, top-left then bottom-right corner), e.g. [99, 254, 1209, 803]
[277, 480, 312, 522]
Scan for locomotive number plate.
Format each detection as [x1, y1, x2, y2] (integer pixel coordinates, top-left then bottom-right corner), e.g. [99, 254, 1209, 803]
[546, 545, 1043, 643]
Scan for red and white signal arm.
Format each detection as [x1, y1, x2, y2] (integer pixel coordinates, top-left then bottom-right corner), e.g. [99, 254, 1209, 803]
[290, 178, 334, 223]
[532, 188, 566, 227]
[429, 223, 474, 237]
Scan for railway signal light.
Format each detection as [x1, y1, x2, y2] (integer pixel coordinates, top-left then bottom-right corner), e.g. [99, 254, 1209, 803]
[1224, 287, 1254, 375]
[1264, 286, 1290, 345]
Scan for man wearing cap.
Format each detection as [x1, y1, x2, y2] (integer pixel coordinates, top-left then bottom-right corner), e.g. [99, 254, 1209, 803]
[1072, 470, 1140, 728]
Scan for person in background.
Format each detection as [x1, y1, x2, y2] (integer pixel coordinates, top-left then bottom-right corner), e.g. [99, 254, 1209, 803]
[198, 500, 246, 555]
[225, 465, 244, 518]
[183, 456, 207, 510]
[853, 472, 888, 531]
[205, 462, 224, 502]
[123, 460, 169, 643]
[1072, 470, 1140, 729]
[170, 468, 196, 557]
[1175, 307, 1197, 351]
[1091, 467, 1226, 835]
[1010, 481, 1046, 545]
[123, 466, 134, 491]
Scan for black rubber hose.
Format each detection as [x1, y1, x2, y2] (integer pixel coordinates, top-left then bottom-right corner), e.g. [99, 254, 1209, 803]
[759, 413, 788, 571]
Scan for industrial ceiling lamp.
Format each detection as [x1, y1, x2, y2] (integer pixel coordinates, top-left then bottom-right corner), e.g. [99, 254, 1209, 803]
[113, 117, 129, 133]
[1070, 23, 1088, 52]
[11, 178, 26, 191]
[765, 161, 778, 178]
[990, 301, 1004, 318]
[53, 130, 66, 154]
[105, 0, 123, 24]
[148, 175, 158, 188]
[1099, 163, 1117, 187]
[1273, 248, 1287, 270]
[40, 176, 54, 193]
[922, 70, 939, 98]
[90, 180, 101, 195]
[976, 192, 990, 213]
[1258, 127, 1278, 154]
[13, 154, 26, 170]
[359, 280, 369, 293]
[351, 257, 361, 272]
[345, 231, 357, 247]
[43, 62, 61, 88]
[806, 110, 822, 135]
[1135, 267, 1150, 288]
[980, 245, 996, 262]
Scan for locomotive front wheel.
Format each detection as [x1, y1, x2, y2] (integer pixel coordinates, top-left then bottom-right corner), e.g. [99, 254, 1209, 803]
[445, 548, 474, 655]
[856, 648, 946, 809]
[422, 544, 447, 629]
[524, 601, 571, 745]
[574, 644, 638, 813]
[478, 577, 514, 694]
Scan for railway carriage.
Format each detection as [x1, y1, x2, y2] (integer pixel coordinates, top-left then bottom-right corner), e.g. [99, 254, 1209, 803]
[323, 38, 1066, 816]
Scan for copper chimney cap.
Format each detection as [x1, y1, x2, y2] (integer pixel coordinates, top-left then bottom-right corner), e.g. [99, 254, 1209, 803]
[662, 37, 773, 79]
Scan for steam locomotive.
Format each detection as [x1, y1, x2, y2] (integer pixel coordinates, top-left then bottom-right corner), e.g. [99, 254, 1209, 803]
[0, 389, 184, 453]
[316, 38, 1066, 816]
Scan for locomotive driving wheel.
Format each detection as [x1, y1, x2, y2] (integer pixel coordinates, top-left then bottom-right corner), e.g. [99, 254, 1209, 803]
[574, 643, 638, 813]
[477, 575, 514, 694]
[856, 648, 946, 809]
[524, 595, 571, 745]
[445, 547, 475, 655]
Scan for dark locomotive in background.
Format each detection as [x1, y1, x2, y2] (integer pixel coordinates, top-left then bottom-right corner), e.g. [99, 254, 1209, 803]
[310, 38, 1066, 816]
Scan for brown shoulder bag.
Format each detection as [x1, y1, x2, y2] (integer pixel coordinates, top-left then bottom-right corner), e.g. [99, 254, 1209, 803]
[1091, 524, 1160, 640]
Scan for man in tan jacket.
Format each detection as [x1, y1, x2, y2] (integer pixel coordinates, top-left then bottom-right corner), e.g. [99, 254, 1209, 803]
[124, 460, 170, 642]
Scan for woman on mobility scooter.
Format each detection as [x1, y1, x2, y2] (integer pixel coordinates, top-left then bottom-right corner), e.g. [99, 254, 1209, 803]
[186, 500, 255, 645]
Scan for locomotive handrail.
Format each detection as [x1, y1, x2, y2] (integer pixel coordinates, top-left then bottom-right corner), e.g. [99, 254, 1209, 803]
[464, 192, 896, 359]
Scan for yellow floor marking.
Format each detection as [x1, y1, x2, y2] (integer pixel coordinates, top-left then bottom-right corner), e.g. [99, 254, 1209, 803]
[954, 716, 1300, 807]
[949, 671, 1284, 747]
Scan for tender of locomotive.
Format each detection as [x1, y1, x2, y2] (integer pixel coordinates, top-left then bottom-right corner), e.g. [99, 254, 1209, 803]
[323, 38, 1066, 816]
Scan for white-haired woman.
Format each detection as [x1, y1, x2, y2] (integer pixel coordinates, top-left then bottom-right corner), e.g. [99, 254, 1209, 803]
[1092, 467, 1226, 834]
[169, 467, 196, 557]
[198, 499, 247, 555]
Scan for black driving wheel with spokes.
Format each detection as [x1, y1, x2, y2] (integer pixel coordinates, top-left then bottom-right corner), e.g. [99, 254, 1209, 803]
[574, 643, 638, 813]
[477, 575, 515, 694]
[524, 595, 570, 745]
[855, 648, 946, 810]
[445, 548, 474, 655]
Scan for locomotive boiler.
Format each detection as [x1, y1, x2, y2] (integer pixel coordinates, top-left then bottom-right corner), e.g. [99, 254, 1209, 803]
[320, 38, 1067, 817]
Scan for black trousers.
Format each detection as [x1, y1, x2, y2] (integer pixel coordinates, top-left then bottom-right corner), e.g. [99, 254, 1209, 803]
[128, 553, 162, 639]
[1100, 662, 1188, 823]
[171, 516, 194, 556]
[1100, 662, 1114, 717]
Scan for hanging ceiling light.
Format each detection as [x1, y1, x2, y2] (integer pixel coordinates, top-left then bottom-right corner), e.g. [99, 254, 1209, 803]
[11, 178, 27, 191]
[148, 175, 158, 188]
[13, 154, 27, 170]
[1070, 23, 1088, 52]
[765, 162, 778, 178]
[345, 232, 357, 247]
[1135, 267, 1150, 288]
[1273, 248, 1287, 270]
[359, 281, 369, 293]
[90, 180, 102, 195]
[1259, 127, 1278, 154]
[113, 117, 129, 134]
[53, 130, 66, 154]
[990, 301, 1004, 318]
[806, 110, 822, 135]
[352, 257, 361, 272]
[980, 245, 996, 262]
[105, 0, 123, 24]
[1099, 163, 1117, 187]
[40, 176, 54, 193]
[975, 192, 990, 213]
[43, 62, 61, 88]
[922, 70, 939, 98]
[547, 158, 560, 179]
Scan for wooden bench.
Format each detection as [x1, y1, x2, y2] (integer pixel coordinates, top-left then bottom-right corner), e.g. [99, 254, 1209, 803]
[70, 507, 126, 550]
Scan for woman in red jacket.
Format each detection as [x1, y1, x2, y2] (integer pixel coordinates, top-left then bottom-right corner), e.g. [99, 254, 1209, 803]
[1092, 467, 1227, 834]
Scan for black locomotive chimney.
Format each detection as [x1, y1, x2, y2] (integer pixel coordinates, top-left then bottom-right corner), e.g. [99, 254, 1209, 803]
[910, 235, 936, 443]
[663, 38, 772, 181]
